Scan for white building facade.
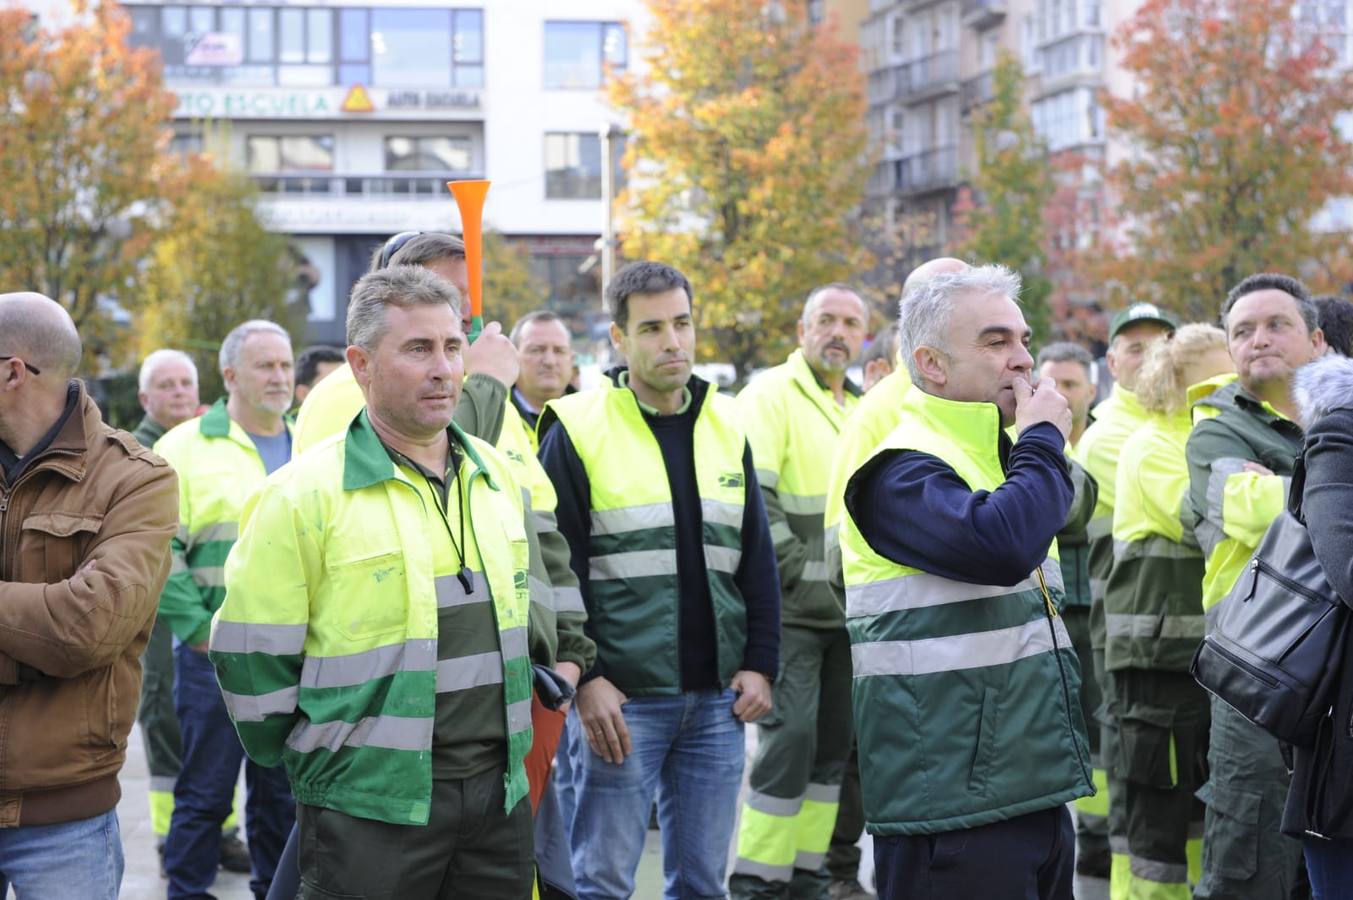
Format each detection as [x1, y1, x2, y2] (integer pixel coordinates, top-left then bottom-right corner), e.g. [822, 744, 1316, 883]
[122, 0, 644, 344]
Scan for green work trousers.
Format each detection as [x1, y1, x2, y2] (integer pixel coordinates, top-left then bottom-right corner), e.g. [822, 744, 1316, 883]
[1065, 605, 1109, 871]
[731, 624, 854, 900]
[138, 614, 181, 838]
[297, 766, 534, 900]
[825, 742, 864, 883]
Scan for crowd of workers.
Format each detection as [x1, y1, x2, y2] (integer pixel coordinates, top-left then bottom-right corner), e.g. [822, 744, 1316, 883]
[1, 232, 1352, 900]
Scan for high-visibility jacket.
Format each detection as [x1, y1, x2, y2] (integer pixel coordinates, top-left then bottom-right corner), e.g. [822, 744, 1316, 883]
[211, 412, 535, 824]
[1185, 376, 1303, 614]
[1105, 411, 1206, 672]
[841, 386, 1093, 835]
[823, 367, 912, 606]
[154, 399, 291, 646]
[1075, 385, 1151, 650]
[541, 378, 752, 695]
[738, 349, 860, 629]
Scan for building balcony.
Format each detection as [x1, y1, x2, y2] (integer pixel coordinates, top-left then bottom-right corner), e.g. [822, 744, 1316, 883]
[897, 145, 959, 195]
[250, 171, 483, 199]
[251, 171, 489, 234]
[898, 50, 959, 104]
[962, 0, 1007, 29]
[961, 71, 995, 113]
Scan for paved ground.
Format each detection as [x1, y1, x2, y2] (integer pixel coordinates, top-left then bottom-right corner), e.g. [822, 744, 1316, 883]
[116, 723, 1108, 899]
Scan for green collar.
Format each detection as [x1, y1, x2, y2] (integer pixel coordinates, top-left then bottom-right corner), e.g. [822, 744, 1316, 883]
[342, 409, 497, 493]
[618, 370, 693, 416]
[198, 398, 232, 437]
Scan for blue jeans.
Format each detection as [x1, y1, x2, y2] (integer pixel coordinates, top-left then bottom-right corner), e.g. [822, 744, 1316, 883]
[555, 707, 585, 833]
[166, 642, 295, 900]
[1305, 836, 1353, 900]
[571, 687, 745, 900]
[0, 809, 122, 899]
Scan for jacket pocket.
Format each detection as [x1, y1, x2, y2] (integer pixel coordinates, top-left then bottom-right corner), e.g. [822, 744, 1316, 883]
[323, 549, 407, 640]
[20, 512, 103, 580]
[1199, 782, 1261, 881]
[1118, 702, 1176, 788]
[968, 688, 999, 794]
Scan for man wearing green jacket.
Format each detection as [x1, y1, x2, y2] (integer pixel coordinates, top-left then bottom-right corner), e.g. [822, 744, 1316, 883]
[1186, 274, 1326, 900]
[155, 321, 297, 900]
[840, 264, 1092, 898]
[214, 266, 559, 898]
[731, 284, 867, 899]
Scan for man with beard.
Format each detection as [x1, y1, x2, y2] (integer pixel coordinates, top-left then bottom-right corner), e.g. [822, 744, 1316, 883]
[730, 285, 867, 899]
[155, 320, 297, 900]
[1186, 274, 1326, 900]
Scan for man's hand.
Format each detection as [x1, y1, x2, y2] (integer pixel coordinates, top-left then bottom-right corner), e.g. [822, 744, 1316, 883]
[1243, 461, 1275, 477]
[464, 321, 520, 388]
[1014, 376, 1072, 441]
[554, 661, 581, 713]
[730, 670, 772, 723]
[577, 676, 631, 764]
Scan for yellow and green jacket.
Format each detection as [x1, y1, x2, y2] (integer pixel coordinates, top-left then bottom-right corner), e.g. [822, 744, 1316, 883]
[738, 350, 860, 629]
[211, 412, 538, 825]
[841, 388, 1093, 834]
[1105, 411, 1206, 672]
[1185, 376, 1303, 615]
[154, 400, 291, 646]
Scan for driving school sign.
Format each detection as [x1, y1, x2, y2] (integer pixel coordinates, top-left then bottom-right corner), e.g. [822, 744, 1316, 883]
[173, 87, 483, 120]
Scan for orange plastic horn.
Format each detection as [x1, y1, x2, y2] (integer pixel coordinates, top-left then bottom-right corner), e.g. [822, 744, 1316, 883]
[447, 179, 490, 334]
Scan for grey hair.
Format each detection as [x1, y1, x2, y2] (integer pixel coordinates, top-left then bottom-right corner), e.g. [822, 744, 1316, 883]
[1035, 341, 1094, 375]
[0, 292, 82, 378]
[139, 349, 199, 393]
[897, 264, 1023, 383]
[802, 283, 864, 325]
[219, 320, 291, 375]
[347, 266, 461, 351]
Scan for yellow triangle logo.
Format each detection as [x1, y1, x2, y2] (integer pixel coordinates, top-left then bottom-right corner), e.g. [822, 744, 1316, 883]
[341, 84, 374, 113]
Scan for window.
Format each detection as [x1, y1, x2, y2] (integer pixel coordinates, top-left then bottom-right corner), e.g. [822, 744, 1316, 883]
[384, 136, 472, 172]
[1032, 88, 1101, 151]
[247, 135, 335, 172]
[544, 21, 627, 89]
[544, 133, 602, 199]
[452, 10, 484, 87]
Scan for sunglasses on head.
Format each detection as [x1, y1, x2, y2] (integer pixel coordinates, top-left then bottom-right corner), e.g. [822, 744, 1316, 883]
[0, 355, 40, 376]
[378, 231, 423, 269]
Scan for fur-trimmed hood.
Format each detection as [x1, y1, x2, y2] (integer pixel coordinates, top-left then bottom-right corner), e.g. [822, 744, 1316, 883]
[1295, 353, 1353, 427]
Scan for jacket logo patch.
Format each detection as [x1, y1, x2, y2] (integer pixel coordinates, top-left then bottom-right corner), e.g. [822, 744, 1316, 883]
[718, 472, 744, 489]
[504, 450, 525, 464]
[373, 566, 395, 583]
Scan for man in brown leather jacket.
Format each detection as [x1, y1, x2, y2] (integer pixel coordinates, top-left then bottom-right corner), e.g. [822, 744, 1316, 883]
[0, 292, 178, 899]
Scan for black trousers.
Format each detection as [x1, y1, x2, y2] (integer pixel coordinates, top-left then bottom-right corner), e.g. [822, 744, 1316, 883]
[873, 806, 1075, 900]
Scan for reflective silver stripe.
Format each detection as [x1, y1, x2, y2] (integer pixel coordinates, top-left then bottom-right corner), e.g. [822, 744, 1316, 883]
[506, 698, 533, 733]
[554, 586, 586, 614]
[1109, 835, 1130, 855]
[175, 524, 190, 545]
[435, 570, 489, 608]
[732, 858, 792, 881]
[757, 469, 780, 490]
[1195, 520, 1225, 558]
[590, 549, 679, 580]
[170, 556, 189, 576]
[501, 626, 529, 661]
[802, 559, 829, 582]
[529, 575, 554, 611]
[701, 499, 744, 528]
[705, 545, 742, 575]
[794, 850, 826, 871]
[1206, 458, 1248, 526]
[779, 493, 826, 516]
[300, 639, 437, 689]
[211, 620, 307, 656]
[1086, 516, 1113, 540]
[1113, 536, 1201, 562]
[192, 566, 225, 587]
[1089, 577, 1108, 600]
[531, 509, 559, 536]
[769, 521, 795, 544]
[847, 559, 1061, 618]
[436, 651, 504, 692]
[286, 714, 433, 753]
[852, 616, 1073, 678]
[804, 782, 841, 804]
[1105, 613, 1206, 640]
[746, 790, 803, 817]
[149, 775, 177, 792]
[591, 503, 674, 536]
[190, 521, 238, 546]
[1129, 856, 1188, 884]
[221, 685, 298, 722]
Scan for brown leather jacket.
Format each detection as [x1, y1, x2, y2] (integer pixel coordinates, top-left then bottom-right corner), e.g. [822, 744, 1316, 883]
[0, 383, 178, 826]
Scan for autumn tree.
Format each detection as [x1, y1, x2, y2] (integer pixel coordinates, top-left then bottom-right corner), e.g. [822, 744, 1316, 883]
[1102, 0, 1353, 319]
[951, 54, 1055, 344]
[611, 0, 873, 374]
[483, 230, 552, 330]
[0, 1, 182, 355]
[137, 156, 299, 404]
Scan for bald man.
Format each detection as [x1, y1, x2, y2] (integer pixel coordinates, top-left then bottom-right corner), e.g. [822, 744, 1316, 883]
[0, 293, 178, 898]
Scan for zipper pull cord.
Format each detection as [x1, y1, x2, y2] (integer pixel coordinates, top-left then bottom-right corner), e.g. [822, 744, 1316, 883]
[1036, 565, 1059, 618]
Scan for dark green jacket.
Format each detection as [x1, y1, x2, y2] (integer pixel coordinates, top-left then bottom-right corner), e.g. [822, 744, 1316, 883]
[131, 415, 167, 451]
[1057, 458, 1098, 609]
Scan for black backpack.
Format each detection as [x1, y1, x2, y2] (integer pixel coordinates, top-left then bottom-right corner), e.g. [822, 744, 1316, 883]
[1191, 457, 1349, 748]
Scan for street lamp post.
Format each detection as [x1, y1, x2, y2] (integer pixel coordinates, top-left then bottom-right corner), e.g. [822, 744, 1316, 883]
[599, 122, 625, 299]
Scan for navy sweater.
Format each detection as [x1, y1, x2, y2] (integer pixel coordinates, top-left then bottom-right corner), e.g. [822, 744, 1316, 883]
[538, 374, 781, 691]
[845, 422, 1073, 586]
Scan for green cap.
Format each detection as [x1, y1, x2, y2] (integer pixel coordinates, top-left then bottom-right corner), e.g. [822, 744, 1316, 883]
[1109, 302, 1178, 341]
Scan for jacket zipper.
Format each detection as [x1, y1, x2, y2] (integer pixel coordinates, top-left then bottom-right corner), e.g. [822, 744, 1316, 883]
[1036, 566, 1094, 788]
[1252, 558, 1328, 605]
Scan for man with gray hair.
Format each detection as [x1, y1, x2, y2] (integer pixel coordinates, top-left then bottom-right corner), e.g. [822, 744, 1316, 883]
[155, 319, 297, 900]
[838, 265, 1093, 897]
[213, 266, 562, 897]
[0, 292, 178, 898]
